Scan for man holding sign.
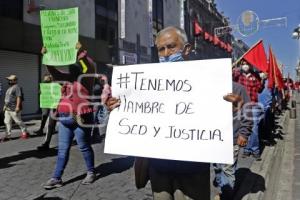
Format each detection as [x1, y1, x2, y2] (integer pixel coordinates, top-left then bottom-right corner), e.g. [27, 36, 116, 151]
[145, 27, 210, 200]
[106, 27, 252, 200]
[35, 74, 58, 151]
[106, 27, 212, 200]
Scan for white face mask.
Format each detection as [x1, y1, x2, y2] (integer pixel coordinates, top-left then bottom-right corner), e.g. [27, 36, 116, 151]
[241, 64, 250, 72]
[259, 73, 267, 80]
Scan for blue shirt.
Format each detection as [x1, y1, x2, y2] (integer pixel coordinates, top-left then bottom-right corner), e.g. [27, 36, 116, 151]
[258, 80, 272, 111]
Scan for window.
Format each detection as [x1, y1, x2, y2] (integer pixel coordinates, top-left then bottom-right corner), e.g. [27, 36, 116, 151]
[95, 0, 118, 12]
[108, 28, 115, 45]
[95, 15, 108, 40]
[107, 0, 118, 11]
[0, 0, 23, 20]
[95, 0, 107, 8]
[152, 0, 164, 35]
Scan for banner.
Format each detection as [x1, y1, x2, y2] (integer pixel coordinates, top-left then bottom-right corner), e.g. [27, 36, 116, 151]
[105, 59, 234, 164]
[40, 83, 61, 109]
[40, 7, 78, 66]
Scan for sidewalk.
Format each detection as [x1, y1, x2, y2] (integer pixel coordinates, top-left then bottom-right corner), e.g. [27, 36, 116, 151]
[235, 109, 289, 200]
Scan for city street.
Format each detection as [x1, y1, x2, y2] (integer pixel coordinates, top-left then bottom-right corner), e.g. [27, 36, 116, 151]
[0, 121, 255, 200]
[0, 99, 295, 200]
[0, 123, 152, 200]
[1, 0, 300, 200]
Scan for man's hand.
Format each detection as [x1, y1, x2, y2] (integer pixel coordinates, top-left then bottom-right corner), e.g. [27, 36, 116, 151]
[15, 107, 21, 113]
[106, 97, 121, 111]
[223, 93, 242, 103]
[224, 93, 244, 112]
[237, 135, 248, 147]
[41, 47, 47, 55]
[76, 41, 82, 50]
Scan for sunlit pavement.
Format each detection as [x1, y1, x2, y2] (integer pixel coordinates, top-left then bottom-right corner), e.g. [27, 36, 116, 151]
[0, 113, 288, 200]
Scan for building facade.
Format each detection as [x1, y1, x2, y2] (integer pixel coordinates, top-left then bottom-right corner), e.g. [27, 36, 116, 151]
[232, 38, 250, 63]
[0, 0, 231, 121]
[185, 0, 232, 59]
[0, 0, 111, 119]
[116, 0, 183, 65]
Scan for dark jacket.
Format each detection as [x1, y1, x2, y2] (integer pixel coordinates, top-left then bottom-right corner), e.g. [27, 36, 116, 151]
[232, 82, 253, 144]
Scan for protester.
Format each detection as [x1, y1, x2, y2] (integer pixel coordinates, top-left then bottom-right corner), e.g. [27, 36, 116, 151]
[91, 74, 110, 139]
[36, 74, 58, 151]
[1, 75, 29, 141]
[282, 78, 294, 109]
[234, 60, 264, 160]
[106, 26, 248, 200]
[35, 74, 56, 135]
[41, 42, 97, 189]
[213, 82, 252, 200]
[258, 73, 275, 145]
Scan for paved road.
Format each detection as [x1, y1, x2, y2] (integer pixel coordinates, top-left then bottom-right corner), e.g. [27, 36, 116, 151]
[0, 122, 153, 200]
[0, 118, 257, 200]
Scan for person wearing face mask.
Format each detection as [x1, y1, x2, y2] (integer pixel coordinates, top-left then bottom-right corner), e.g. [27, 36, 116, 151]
[105, 26, 252, 200]
[105, 26, 209, 200]
[149, 27, 211, 200]
[236, 60, 264, 160]
[1, 75, 29, 142]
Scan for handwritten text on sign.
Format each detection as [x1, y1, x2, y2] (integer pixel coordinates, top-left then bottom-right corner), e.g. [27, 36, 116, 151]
[40, 7, 78, 66]
[105, 59, 234, 164]
[40, 83, 61, 109]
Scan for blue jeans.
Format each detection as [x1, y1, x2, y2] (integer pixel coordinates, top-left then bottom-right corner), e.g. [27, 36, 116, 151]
[244, 104, 264, 155]
[53, 114, 94, 179]
[213, 145, 239, 199]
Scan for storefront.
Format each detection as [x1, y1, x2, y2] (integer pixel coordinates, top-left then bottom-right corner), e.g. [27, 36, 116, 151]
[0, 50, 40, 117]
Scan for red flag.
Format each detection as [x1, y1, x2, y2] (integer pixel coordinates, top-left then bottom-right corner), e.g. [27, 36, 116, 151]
[242, 40, 268, 72]
[222, 42, 227, 49]
[275, 64, 284, 90]
[204, 32, 209, 40]
[220, 41, 226, 49]
[209, 35, 213, 42]
[213, 35, 220, 45]
[268, 47, 275, 89]
[227, 43, 233, 52]
[194, 20, 203, 36]
[268, 47, 284, 89]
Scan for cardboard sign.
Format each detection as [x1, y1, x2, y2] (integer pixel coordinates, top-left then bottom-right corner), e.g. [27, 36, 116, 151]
[40, 7, 78, 66]
[40, 83, 61, 109]
[105, 59, 234, 164]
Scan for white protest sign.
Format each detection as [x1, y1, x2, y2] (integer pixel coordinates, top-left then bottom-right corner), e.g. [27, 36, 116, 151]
[105, 59, 234, 164]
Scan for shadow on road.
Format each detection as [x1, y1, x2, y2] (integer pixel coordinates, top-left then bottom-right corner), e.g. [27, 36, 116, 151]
[0, 148, 57, 169]
[63, 156, 134, 186]
[32, 193, 64, 200]
[91, 133, 106, 144]
[234, 168, 266, 200]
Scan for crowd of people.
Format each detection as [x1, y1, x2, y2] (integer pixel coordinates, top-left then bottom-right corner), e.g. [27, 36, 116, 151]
[0, 26, 296, 200]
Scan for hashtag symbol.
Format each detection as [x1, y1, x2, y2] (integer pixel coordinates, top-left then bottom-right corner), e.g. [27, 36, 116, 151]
[116, 73, 130, 89]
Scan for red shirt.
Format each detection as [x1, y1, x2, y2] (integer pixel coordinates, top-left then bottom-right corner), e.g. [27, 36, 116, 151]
[237, 73, 263, 102]
[58, 81, 93, 115]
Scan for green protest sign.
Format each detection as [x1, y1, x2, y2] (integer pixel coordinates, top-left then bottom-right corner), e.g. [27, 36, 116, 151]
[40, 7, 78, 66]
[40, 83, 61, 109]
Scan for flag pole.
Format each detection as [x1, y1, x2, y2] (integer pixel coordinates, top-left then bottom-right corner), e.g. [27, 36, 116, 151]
[232, 39, 263, 67]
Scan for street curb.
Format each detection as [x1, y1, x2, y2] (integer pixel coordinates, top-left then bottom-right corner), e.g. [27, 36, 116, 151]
[234, 110, 290, 200]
